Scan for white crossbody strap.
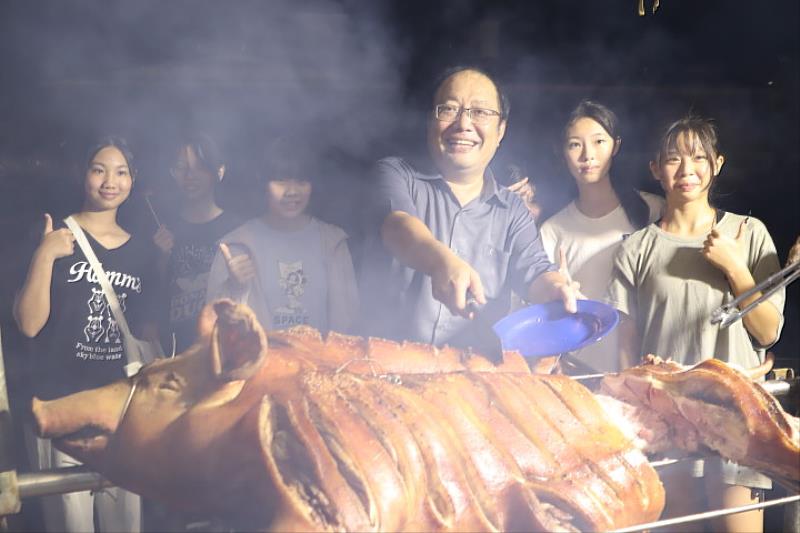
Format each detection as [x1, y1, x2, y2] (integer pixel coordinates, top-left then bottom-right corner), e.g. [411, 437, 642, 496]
[63, 216, 139, 365]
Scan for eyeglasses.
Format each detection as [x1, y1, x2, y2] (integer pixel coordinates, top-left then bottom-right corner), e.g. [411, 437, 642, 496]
[170, 165, 189, 179]
[434, 104, 502, 124]
[170, 165, 213, 179]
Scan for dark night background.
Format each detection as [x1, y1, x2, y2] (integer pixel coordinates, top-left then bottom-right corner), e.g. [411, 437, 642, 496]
[3, 0, 797, 358]
[0, 0, 798, 526]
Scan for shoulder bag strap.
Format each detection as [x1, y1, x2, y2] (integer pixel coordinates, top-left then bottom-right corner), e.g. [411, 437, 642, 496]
[63, 216, 139, 364]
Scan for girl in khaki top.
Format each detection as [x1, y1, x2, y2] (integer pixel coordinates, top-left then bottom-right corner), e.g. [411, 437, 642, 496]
[607, 116, 784, 532]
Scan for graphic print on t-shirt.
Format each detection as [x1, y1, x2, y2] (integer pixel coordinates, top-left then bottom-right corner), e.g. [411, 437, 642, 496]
[67, 259, 141, 362]
[81, 288, 128, 360]
[84, 314, 104, 342]
[273, 260, 310, 328]
[170, 243, 217, 324]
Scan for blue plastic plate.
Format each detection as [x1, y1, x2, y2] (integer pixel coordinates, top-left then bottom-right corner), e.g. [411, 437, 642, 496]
[492, 300, 619, 359]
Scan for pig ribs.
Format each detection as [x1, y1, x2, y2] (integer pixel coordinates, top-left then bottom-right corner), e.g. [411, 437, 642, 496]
[256, 368, 664, 532]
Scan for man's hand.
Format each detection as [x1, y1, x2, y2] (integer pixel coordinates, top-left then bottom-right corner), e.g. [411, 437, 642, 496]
[37, 213, 75, 261]
[431, 254, 486, 319]
[553, 246, 584, 313]
[702, 219, 748, 278]
[153, 225, 175, 255]
[381, 211, 487, 318]
[219, 242, 257, 287]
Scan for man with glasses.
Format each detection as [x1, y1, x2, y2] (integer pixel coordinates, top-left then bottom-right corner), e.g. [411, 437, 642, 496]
[361, 66, 581, 356]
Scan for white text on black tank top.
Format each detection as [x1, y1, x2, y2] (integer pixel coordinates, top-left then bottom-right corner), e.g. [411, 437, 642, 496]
[67, 261, 143, 293]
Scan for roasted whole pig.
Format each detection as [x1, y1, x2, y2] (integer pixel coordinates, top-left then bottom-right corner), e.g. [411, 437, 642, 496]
[32, 301, 799, 532]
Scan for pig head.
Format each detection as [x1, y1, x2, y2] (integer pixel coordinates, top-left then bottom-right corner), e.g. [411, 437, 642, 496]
[32, 300, 287, 525]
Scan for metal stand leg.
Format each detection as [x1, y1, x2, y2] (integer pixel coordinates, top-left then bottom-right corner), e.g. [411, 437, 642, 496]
[0, 327, 21, 518]
[785, 499, 800, 533]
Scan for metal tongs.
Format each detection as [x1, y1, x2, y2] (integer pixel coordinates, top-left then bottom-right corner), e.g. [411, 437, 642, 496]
[711, 259, 800, 328]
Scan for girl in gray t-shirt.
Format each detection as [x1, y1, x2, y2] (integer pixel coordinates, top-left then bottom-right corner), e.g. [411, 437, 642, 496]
[607, 116, 784, 533]
[206, 139, 358, 334]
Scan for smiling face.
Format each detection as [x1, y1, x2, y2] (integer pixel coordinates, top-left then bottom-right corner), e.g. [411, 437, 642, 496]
[265, 178, 312, 221]
[563, 116, 619, 186]
[83, 145, 133, 212]
[651, 131, 724, 204]
[427, 69, 507, 182]
[172, 144, 217, 201]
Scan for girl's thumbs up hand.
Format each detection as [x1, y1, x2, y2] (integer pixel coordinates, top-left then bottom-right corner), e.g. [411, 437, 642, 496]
[37, 213, 75, 261]
[219, 242, 257, 287]
[703, 218, 749, 276]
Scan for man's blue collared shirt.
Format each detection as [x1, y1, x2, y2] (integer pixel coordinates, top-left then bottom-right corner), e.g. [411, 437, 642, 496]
[361, 157, 556, 354]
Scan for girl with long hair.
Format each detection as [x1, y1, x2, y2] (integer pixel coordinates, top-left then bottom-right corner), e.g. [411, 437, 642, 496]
[14, 137, 159, 532]
[539, 101, 663, 372]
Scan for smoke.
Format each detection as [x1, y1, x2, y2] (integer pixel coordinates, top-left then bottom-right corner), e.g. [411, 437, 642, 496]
[0, 0, 412, 237]
[3, 1, 795, 227]
[0, 0, 797, 352]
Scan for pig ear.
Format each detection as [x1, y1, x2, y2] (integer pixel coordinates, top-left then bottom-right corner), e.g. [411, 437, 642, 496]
[197, 302, 222, 340]
[208, 300, 268, 380]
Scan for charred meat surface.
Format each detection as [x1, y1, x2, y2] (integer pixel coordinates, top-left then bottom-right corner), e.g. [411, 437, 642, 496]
[31, 300, 799, 531]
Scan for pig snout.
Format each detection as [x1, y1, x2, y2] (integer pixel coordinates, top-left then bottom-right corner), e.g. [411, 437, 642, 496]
[32, 381, 132, 440]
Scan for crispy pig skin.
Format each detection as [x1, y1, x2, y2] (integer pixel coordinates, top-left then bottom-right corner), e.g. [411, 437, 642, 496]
[34, 302, 798, 532]
[600, 357, 800, 483]
[232, 323, 662, 532]
[217, 321, 664, 531]
[255, 368, 663, 532]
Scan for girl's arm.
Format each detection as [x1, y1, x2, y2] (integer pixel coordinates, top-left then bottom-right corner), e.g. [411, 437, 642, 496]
[703, 220, 782, 346]
[606, 241, 641, 369]
[617, 314, 641, 369]
[13, 214, 76, 337]
[723, 267, 781, 346]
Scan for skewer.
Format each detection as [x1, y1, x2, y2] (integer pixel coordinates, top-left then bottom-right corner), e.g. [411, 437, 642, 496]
[568, 372, 795, 398]
[17, 466, 111, 499]
[612, 493, 800, 532]
[143, 193, 162, 227]
[648, 457, 685, 468]
[16, 460, 692, 498]
[568, 372, 605, 381]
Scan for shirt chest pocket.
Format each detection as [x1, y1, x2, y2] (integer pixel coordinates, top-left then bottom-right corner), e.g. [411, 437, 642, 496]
[477, 244, 511, 298]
